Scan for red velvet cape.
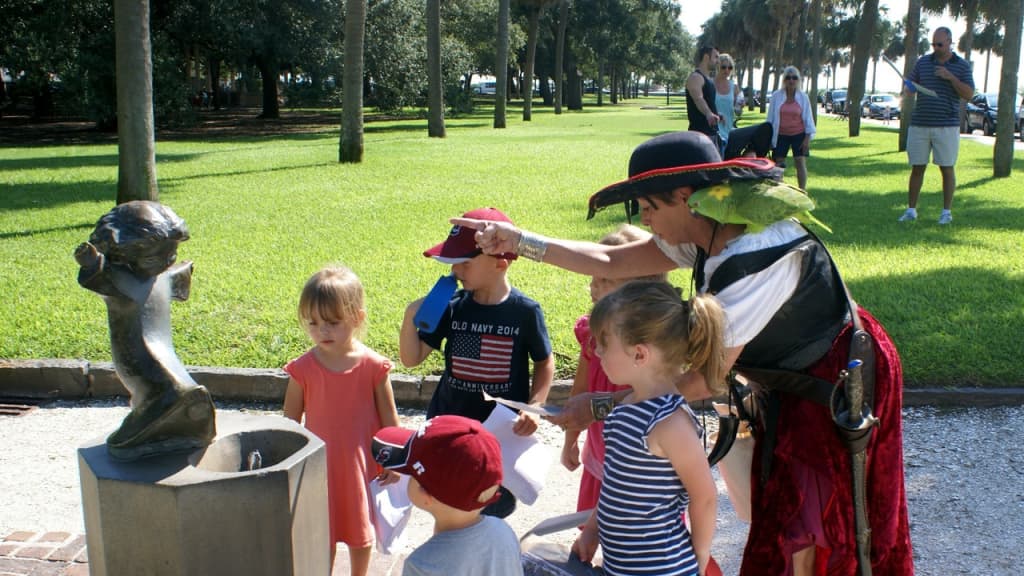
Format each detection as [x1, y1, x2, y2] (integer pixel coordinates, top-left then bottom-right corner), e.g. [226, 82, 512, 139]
[739, 309, 914, 576]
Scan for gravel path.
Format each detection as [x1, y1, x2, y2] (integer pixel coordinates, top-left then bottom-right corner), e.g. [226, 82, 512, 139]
[1, 399, 1021, 575]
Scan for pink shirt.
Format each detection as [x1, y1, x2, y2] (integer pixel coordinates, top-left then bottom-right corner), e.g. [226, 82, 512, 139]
[779, 99, 805, 136]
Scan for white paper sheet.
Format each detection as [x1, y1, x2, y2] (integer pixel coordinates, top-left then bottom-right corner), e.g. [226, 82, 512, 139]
[370, 475, 412, 555]
[482, 404, 551, 505]
[482, 390, 563, 417]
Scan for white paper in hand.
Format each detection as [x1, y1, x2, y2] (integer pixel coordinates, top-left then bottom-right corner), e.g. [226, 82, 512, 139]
[482, 404, 551, 505]
[371, 475, 412, 555]
[482, 390, 562, 417]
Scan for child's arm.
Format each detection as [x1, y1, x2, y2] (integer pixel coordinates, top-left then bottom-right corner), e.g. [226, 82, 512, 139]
[282, 378, 304, 423]
[512, 354, 554, 436]
[399, 298, 435, 367]
[570, 509, 600, 564]
[561, 352, 589, 471]
[374, 373, 402, 485]
[649, 411, 717, 575]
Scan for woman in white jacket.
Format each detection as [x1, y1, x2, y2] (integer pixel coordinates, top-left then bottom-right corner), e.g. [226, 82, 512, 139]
[768, 66, 816, 189]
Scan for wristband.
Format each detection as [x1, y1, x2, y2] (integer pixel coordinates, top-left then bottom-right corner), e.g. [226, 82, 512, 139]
[590, 394, 616, 421]
[516, 231, 549, 262]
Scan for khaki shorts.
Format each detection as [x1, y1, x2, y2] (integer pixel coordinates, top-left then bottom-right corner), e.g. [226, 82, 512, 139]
[907, 125, 960, 167]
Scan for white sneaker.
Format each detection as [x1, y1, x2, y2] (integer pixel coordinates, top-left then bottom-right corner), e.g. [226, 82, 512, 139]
[938, 212, 953, 225]
[897, 209, 917, 222]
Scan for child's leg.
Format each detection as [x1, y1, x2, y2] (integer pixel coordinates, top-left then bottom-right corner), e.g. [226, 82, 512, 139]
[348, 544, 372, 576]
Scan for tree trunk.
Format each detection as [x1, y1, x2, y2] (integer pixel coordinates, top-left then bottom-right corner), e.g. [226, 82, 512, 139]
[899, 0, 922, 152]
[494, 0, 509, 128]
[568, 64, 583, 110]
[522, 7, 540, 121]
[993, 0, 1022, 177]
[257, 57, 279, 119]
[210, 58, 222, 110]
[554, 0, 568, 114]
[340, 0, 366, 162]
[597, 59, 604, 106]
[810, 0, 822, 125]
[426, 0, 445, 137]
[871, 58, 878, 94]
[983, 49, 990, 92]
[847, 0, 879, 137]
[114, 0, 158, 204]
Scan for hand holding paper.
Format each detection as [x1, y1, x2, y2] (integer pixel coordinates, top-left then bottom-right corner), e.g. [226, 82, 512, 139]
[482, 390, 563, 417]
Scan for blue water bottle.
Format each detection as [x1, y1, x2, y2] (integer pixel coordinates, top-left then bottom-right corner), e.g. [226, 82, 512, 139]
[413, 275, 457, 333]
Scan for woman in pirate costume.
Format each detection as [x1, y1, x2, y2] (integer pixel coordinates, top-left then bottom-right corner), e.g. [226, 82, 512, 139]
[453, 131, 913, 576]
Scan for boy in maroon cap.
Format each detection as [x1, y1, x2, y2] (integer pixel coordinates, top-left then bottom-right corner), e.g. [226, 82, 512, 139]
[373, 415, 524, 576]
[399, 208, 553, 518]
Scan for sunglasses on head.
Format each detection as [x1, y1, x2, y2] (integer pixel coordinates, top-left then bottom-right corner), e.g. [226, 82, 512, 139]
[785, 75, 799, 80]
[721, 65, 733, 70]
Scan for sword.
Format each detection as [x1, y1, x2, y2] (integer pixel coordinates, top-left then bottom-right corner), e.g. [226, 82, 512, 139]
[832, 345, 879, 576]
[883, 55, 938, 98]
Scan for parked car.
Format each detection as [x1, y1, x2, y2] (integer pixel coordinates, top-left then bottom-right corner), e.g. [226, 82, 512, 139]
[1019, 98, 1024, 141]
[830, 89, 848, 115]
[862, 94, 900, 119]
[965, 92, 1020, 136]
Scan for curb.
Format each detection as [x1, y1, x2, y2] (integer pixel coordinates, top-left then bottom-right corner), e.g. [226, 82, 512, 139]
[2, 359, 1023, 408]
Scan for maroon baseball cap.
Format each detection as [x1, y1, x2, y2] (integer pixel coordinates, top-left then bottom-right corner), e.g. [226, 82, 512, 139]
[372, 415, 503, 512]
[423, 207, 518, 263]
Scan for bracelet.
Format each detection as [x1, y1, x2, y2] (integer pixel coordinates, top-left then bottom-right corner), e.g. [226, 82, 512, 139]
[590, 394, 616, 421]
[516, 231, 548, 262]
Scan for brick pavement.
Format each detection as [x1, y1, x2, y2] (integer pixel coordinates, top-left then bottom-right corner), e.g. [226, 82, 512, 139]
[0, 531, 87, 576]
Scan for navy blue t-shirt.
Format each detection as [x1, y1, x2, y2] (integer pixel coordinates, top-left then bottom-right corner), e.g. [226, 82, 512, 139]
[909, 52, 974, 127]
[420, 287, 552, 422]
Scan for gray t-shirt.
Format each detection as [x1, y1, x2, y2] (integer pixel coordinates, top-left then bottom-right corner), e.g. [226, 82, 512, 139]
[403, 515, 523, 576]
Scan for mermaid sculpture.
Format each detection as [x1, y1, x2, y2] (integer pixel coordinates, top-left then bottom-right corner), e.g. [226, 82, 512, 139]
[75, 201, 216, 460]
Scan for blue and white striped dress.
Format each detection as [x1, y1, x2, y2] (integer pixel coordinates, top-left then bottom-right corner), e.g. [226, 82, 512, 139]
[597, 394, 701, 576]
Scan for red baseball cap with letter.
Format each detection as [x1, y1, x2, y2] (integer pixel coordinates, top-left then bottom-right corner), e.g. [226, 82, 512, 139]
[423, 207, 518, 263]
[371, 415, 503, 511]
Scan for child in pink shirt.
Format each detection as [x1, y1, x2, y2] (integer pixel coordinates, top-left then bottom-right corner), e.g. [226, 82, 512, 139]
[560, 225, 669, 512]
[283, 266, 400, 576]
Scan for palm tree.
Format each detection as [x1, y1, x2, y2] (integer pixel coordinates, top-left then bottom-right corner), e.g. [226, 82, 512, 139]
[494, 0, 510, 128]
[553, 0, 569, 115]
[521, 0, 554, 122]
[426, 0, 445, 137]
[971, 20, 1003, 92]
[340, 0, 366, 162]
[900, 0, 923, 151]
[114, 0, 158, 203]
[993, 0, 1022, 177]
[847, 0, 880, 136]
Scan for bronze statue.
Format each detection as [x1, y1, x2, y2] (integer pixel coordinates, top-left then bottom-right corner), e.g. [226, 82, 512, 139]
[75, 201, 215, 460]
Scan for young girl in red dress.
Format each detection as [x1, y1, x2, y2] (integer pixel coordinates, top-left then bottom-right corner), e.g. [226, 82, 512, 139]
[560, 225, 668, 512]
[283, 266, 400, 576]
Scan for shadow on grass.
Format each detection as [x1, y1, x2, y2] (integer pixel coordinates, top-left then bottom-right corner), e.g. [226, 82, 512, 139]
[849, 266, 1024, 386]
[0, 150, 208, 173]
[0, 180, 113, 212]
[0, 221, 95, 240]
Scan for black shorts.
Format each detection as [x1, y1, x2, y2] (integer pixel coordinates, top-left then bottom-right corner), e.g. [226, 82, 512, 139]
[774, 132, 809, 160]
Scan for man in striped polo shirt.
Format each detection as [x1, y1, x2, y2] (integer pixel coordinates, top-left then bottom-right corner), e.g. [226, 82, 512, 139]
[899, 26, 975, 225]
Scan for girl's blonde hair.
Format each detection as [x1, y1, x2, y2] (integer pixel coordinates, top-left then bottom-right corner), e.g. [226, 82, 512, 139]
[298, 266, 365, 330]
[599, 225, 669, 283]
[590, 281, 727, 394]
[718, 53, 735, 70]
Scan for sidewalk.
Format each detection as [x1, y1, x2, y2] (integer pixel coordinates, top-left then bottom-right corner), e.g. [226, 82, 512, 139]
[0, 531, 87, 576]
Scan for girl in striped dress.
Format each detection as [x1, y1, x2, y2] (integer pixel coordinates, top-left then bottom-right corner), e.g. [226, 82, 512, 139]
[571, 281, 725, 576]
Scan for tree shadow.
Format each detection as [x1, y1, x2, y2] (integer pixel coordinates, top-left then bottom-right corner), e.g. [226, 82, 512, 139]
[0, 179, 114, 212]
[0, 221, 95, 240]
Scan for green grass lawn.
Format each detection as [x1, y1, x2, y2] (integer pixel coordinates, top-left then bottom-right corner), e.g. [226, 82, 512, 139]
[2, 98, 1022, 386]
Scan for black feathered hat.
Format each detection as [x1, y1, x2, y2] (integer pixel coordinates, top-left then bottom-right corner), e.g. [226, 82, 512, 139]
[587, 131, 780, 219]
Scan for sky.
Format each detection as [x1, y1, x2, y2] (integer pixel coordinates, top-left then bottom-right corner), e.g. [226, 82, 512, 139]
[676, 1, 1021, 96]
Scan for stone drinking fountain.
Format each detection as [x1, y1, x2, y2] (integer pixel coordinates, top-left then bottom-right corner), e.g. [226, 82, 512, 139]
[76, 201, 329, 575]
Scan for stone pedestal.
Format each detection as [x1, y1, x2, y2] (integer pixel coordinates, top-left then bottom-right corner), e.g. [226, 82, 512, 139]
[78, 412, 329, 576]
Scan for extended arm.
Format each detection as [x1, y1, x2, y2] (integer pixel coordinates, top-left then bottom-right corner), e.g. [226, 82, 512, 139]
[399, 299, 435, 367]
[282, 378, 304, 423]
[686, 72, 720, 126]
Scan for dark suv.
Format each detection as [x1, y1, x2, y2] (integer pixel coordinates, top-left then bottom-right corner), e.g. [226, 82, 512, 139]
[966, 93, 1020, 136]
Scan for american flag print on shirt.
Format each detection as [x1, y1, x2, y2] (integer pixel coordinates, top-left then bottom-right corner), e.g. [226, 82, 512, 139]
[450, 332, 514, 383]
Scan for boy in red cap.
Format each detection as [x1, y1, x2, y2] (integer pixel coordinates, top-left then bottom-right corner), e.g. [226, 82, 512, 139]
[399, 208, 554, 518]
[372, 415, 524, 576]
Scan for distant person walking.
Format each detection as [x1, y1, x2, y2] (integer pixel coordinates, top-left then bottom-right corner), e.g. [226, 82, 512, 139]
[686, 45, 722, 142]
[899, 26, 975, 225]
[768, 66, 816, 189]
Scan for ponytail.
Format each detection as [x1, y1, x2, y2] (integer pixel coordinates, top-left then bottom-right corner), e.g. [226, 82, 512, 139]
[685, 294, 727, 396]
